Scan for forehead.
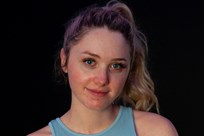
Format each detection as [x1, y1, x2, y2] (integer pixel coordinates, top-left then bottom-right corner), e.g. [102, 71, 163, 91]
[82, 27, 127, 44]
[70, 27, 130, 59]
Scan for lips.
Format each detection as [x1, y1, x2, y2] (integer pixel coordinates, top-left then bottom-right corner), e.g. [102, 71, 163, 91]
[85, 88, 108, 97]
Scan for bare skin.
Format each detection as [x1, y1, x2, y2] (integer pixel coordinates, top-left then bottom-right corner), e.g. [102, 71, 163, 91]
[27, 28, 178, 136]
[28, 107, 178, 136]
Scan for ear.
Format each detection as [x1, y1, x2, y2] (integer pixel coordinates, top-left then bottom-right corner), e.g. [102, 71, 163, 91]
[60, 48, 68, 73]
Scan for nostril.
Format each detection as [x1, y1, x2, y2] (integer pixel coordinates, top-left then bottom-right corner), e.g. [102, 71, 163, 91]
[94, 70, 109, 86]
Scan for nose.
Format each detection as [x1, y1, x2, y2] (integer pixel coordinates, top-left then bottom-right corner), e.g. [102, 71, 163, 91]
[94, 68, 109, 86]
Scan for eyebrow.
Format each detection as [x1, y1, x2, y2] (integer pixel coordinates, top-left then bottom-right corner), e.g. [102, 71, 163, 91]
[82, 51, 128, 62]
[82, 51, 100, 58]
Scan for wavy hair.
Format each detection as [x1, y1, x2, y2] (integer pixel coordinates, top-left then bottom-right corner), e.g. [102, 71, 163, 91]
[54, 0, 159, 113]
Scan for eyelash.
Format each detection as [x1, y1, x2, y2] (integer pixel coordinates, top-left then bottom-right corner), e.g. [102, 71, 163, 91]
[111, 63, 126, 69]
[82, 58, 127, 70]
[83, 58, 96, 66]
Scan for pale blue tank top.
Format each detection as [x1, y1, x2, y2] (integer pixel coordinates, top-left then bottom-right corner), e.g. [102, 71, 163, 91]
[48, 106, 137, 136]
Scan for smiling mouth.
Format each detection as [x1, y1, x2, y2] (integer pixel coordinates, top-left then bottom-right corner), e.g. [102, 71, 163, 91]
[85, 88, 108, 97]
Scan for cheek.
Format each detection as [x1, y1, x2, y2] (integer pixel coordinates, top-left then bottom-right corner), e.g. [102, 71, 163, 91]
[67, 62, 90, 89]
[111, 74, 129, 92]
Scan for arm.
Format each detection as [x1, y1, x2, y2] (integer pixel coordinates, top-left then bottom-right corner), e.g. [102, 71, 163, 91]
[27, 126, 51, 136]
[133, 110, 179, 136]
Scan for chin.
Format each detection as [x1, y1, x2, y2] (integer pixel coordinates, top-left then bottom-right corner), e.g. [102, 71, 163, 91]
[84, 101, 113, 111]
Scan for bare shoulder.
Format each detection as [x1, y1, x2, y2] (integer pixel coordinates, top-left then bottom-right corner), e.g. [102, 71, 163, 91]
[133, 110, 179, 136]
[27, 126, 52, 136]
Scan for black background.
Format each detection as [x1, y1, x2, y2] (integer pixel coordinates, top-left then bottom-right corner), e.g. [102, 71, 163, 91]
[2, 0, 199, 135]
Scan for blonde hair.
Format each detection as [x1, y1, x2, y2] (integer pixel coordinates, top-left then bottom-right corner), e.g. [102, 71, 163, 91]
[55, 0, 159, 113]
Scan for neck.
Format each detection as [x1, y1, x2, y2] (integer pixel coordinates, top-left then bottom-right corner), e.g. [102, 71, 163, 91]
[61, 104, 119, 134]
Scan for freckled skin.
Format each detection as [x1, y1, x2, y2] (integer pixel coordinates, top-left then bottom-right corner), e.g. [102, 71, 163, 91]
[27, 1, 179, 135]
[62, 28, 131, 111]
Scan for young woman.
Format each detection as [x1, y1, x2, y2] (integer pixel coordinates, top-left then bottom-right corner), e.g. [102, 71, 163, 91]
[28, 0, 178, 135]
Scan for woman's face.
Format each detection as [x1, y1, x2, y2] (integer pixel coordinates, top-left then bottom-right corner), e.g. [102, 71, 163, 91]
[61, 27, 130, 111]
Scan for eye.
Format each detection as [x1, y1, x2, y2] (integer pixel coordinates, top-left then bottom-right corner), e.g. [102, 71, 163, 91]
[110, 63, 126, 70]
[83, 58, 96, 66]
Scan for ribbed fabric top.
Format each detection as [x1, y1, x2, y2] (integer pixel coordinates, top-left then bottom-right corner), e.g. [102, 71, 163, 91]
[48, 106, 137, 136]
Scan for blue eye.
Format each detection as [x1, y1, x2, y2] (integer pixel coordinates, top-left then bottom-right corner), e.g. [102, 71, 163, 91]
[83, 58, 95, 66]
[112, 64, 120, 69]
[111, 63, 126, 69]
